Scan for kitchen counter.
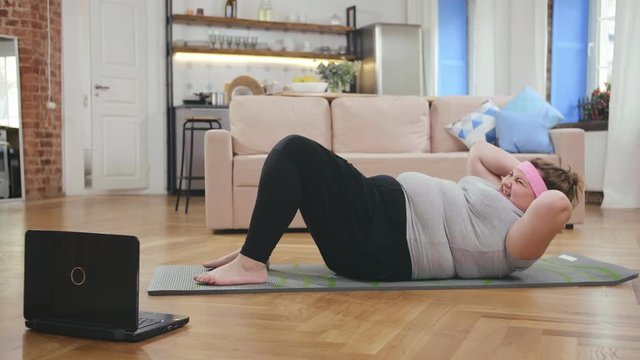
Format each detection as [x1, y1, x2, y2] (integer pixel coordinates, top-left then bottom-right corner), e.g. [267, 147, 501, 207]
[174, 104, 229, 109]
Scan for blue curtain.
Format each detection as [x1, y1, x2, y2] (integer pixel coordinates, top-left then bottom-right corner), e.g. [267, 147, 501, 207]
[438, 0, 467, 95]
[551, 0, 589, 122]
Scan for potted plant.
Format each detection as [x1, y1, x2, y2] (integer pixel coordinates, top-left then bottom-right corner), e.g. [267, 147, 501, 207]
[316, 60, 361, 93]
[578, 82, 611, 122]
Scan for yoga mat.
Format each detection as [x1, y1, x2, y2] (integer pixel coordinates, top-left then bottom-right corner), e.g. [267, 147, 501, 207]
[147, 254, 638, 295]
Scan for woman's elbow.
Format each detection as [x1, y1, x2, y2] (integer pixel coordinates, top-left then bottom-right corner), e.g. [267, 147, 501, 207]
[547, 190, 572, 223]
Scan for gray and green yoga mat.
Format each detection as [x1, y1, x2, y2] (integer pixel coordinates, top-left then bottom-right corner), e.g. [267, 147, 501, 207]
[147, 254, 638, 295]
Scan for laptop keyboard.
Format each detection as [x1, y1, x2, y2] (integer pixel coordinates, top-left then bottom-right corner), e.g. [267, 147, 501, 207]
[138, 317, 161, 329]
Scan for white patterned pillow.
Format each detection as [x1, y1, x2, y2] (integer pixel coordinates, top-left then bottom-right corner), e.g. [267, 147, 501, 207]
[445, 99, 499, 149]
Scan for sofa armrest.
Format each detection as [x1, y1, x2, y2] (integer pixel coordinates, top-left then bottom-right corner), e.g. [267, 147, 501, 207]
[204, 129, 233, 231]
[549, 128, 585, 224]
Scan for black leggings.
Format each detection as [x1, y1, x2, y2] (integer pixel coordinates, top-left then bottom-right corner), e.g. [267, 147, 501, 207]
[240, 135, 412, 281]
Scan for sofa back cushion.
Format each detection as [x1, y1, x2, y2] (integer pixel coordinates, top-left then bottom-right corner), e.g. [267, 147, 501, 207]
[331, 96, 430, 153]
[430, 96, 511, 153]
[230, 96, 332, 155]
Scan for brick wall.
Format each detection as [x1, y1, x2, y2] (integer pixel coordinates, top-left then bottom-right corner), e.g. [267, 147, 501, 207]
[546, 0, 553, 101]
[0, 0, 63, 199]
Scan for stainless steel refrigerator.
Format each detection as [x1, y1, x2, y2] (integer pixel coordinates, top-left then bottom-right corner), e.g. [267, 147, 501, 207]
[354, 23, 424, 96]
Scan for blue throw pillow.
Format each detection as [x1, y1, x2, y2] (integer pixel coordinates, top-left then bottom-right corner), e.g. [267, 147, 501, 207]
[495, 110, 554, 154]
[503, 86, 564, 127]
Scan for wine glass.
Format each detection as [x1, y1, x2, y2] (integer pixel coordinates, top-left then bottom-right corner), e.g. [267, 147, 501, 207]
[217, 34, 225, 49]
[225, 35, 233, 49]
[242, 36, 250, 49]
[249, 36, 258, 49]
[208, 30, 217, 49]
[234, 36, 242, 49]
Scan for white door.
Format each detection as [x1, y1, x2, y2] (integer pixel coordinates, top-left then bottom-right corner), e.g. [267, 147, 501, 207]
[90, 0, 148, 190]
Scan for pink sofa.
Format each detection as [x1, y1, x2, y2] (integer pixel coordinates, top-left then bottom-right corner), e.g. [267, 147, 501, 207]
[204, 95, 584, 231]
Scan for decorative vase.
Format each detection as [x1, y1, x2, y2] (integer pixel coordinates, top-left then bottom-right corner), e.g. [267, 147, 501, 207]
[327, 79, 344, 93]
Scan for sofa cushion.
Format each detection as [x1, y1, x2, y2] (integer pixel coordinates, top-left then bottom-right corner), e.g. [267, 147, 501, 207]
[234, 154, 267, 187]
[331, 96, 430, 153]
[233, 152, 560, 188]
[445, 99, 500, 149]
[341, 152, 470, 180]
[230, 96, 331, 155]
[502, 86, 564, 126]
[342, 152, 559, 181]
[496, 109, 555, 154]
[430, 96, 511, 153]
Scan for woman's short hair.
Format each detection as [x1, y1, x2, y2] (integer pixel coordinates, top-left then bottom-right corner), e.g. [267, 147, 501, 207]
[531, 158, 583, 208]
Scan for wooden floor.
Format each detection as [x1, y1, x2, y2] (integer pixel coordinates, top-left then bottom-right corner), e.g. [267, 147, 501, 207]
[1, 196, 639, 360]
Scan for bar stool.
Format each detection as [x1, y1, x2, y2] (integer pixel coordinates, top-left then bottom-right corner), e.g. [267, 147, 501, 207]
[175, 116, 222, 213]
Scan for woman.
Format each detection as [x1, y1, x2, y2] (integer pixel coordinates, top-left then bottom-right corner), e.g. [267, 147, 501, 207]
[193, 135, 582, 285]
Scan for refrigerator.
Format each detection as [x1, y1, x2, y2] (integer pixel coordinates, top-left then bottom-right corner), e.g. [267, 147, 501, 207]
[354, 23, 424, 96]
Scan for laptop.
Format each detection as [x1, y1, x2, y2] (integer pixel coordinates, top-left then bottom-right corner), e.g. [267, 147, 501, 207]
[24, 230, 189, 342]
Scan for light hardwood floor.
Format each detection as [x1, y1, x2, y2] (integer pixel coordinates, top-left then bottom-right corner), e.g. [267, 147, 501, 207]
[1, 196, 639, 360]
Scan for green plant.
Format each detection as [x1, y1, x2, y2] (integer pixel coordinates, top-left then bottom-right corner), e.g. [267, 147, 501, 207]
[578, 82, 611, 121]
[316, 60, 361, 93]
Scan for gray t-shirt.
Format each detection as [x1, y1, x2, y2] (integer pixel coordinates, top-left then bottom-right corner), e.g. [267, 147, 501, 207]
[397, 173, 535, 280]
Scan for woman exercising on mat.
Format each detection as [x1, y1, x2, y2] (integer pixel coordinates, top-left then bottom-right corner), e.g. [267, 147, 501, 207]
[193, 135, 582, 285]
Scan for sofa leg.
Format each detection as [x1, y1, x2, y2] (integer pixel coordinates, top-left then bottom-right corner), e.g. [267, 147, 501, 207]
[564, 223, 574, 230]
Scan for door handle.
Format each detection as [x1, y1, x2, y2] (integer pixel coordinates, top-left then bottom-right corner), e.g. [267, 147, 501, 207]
[94, 84, 110, 90]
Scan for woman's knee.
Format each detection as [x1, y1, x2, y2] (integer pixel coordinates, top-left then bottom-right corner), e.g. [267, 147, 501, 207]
[272, 134, 320, 158]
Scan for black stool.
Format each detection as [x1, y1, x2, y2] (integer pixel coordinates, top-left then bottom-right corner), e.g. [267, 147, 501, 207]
[175, 116, 222, 213]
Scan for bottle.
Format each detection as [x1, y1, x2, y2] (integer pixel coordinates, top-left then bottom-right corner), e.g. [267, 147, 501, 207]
[258, 0, 266, 21]
[225, 0, 234, 18]
[185, 0, 194, 15]
[264, 0, 272, 21]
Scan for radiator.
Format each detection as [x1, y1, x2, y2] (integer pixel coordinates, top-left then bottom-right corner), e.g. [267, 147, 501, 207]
[584, 131, 607, 191]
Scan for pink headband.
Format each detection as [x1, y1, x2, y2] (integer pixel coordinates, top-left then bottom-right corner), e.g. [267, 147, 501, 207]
[516, 161, 548, 198]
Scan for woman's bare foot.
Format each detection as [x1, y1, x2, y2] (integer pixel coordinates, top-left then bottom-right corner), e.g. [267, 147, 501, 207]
[202, 249, 240, 269]
[193, 254, 268, 285]
[203, 250, 270, 269]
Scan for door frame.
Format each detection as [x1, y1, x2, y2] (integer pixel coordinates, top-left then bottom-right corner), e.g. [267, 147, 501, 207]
[61, 0, 166, 195]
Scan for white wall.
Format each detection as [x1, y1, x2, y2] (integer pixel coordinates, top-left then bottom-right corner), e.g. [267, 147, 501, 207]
[175, 0, 406, 27]
[61, 0, 91, 195]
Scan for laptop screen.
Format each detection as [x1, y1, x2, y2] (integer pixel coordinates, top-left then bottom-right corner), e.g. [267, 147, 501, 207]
[24, 230, 139, 332]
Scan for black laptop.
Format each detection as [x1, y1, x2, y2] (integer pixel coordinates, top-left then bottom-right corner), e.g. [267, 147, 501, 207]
[24, 230, 189, 342]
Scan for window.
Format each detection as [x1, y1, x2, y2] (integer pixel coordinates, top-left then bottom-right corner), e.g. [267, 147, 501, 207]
[588, 0, 616, 93]
[0, 55, 20, 128]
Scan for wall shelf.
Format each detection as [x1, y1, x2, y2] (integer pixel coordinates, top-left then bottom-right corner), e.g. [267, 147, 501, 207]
[172, 45, 354, 61]
[171, 14, 353, 34]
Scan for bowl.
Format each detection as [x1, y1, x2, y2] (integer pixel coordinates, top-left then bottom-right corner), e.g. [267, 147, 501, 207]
[288, 82, 328, 93]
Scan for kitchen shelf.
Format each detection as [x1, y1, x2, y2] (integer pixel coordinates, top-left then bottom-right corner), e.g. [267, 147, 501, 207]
[165, 1, 357, 194]
[171, 14, 353, 34]
[172, 45, 354, 61]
